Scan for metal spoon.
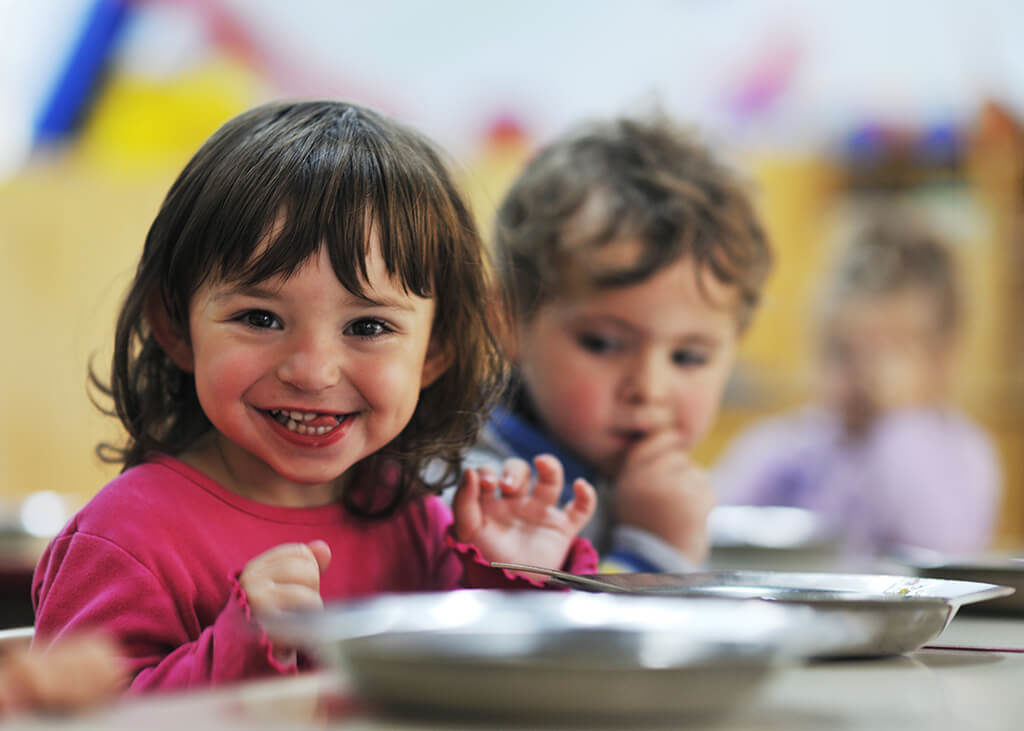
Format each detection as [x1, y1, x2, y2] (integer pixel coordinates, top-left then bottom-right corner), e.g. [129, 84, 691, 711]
[489, 562, 635, 593]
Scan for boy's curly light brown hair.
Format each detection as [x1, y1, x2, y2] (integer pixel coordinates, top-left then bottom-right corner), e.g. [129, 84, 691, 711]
[494, 115, 772, 330]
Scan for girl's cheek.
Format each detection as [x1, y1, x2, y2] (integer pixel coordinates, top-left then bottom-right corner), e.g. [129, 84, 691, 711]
[361, 356, 422, 405]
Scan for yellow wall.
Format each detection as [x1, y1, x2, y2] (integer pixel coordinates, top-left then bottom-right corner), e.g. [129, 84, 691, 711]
[2, 161, 170, 507]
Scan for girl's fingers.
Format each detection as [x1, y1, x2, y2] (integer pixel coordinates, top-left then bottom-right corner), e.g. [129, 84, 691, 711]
[452, 468, 483, 541]
[267, 583, 325, 613]
[498, 458, 531, 496]
[478, 466, 499, 492]
[307, 540, 332, 573]
[246, 544, 325, 590]
[563, 478, 597, 527]
[265, 554, 324, 590]
[531, 454, 565, 505]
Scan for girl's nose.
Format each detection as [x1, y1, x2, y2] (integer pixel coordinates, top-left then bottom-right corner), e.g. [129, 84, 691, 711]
[277, 333, 342, 392]
[620, 350, 670, 404]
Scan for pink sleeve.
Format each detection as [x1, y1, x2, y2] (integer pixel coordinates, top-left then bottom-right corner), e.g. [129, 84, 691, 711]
[32, 533, 291, 691]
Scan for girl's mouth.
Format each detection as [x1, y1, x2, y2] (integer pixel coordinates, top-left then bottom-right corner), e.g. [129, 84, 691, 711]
[267, 408, 347, 436]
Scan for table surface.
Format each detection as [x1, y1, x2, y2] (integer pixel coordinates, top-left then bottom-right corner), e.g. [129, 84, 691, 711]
[6, 612, 1024, 731]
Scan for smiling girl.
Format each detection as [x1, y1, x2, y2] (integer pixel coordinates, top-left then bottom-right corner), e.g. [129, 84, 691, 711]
[31, 101, 597, 691]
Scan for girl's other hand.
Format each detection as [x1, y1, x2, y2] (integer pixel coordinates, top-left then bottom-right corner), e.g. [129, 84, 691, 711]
[240, 540, 331, 665]
[0, 634, 126, 716]
[452, 454, 596, 570]
[613, 430, 714, 565]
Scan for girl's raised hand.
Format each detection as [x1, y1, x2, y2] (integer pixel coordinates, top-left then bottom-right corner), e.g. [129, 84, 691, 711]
[239, 540, 331, 665]
[453, 454, 596, 570]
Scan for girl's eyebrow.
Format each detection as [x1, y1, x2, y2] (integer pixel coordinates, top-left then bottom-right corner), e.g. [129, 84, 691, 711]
[354, 293, 418, 312]
[210, 283, 281, 302]
[212, 282, 418, 312]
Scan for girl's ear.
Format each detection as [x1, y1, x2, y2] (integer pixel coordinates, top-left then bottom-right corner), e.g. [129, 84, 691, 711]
[145, 293, 195, 372]
[420, 337, 452, 389]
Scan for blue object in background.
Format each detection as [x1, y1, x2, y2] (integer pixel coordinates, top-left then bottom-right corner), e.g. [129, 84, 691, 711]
[842, 122, 889, 164]
[916, 121, 962, 166]
[33, 0, 131, 144]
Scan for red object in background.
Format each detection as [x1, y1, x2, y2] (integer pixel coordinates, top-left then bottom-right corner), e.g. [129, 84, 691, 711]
[486, 115, 528, 147]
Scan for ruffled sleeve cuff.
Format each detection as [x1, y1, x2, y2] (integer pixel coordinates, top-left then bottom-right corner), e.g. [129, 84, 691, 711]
[444, 529, 599, 589]
[227, 571, 302, 676]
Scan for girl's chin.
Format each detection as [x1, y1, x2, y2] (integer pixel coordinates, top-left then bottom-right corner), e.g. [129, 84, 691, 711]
[270, 464, 346, 487]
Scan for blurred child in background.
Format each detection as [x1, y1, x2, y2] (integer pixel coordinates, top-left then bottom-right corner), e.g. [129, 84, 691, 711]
[32, 100, 597, 693]
[714, 212, 1000, 557]
[467, 115, 773, 572]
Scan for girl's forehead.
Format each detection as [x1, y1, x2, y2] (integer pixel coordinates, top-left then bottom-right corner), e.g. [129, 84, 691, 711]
[828, 288, 941, 338]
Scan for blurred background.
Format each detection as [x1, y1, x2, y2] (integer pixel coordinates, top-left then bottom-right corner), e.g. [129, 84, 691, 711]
[2, 0, 1024, 567]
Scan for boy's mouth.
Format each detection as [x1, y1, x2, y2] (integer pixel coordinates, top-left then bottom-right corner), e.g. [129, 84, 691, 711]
[613, 429, 648, 443]
[267, 409, 347, 436]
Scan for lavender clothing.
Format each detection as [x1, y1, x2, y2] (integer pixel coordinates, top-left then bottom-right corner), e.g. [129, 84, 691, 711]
[712, 406, 1000, 556]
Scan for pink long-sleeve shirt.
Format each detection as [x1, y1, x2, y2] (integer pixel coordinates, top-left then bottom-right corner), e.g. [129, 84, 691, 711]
[32, 454, 597, 691]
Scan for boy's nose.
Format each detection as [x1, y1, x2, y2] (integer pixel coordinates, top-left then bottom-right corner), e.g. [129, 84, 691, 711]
[277, 334, 342, 392]
[620, 350, 671, 404]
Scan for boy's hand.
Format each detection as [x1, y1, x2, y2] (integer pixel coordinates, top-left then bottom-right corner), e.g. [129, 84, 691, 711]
[240, 540, 331, 665]
[613, 430, 714, 565]
[453, 454, 596, 570]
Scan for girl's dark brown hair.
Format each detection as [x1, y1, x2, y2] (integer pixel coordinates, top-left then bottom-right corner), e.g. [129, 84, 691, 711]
[494, 115, 772, 330]
[91, 100, 505, 516]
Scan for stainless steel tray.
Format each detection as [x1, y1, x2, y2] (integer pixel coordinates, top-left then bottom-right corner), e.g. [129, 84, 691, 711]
[271, 590, 845, 719]
[491, 565, 1014, 657]
[909, 558, 1024, 613]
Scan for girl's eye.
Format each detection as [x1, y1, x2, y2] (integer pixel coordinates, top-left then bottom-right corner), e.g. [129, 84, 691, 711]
[577, 333, 619, 355]
[672, 349, 708, 367]
[239, 310, 281, 330]
[345, 318, 391, 338]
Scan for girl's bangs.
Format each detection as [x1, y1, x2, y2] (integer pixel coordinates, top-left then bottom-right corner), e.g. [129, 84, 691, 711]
[210, 139, 444, 301]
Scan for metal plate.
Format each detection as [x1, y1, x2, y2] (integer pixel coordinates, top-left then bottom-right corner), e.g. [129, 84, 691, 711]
[536, 570, 1014, 656]
[271, 590, 846, 720]
[911, 560, 1024, 613]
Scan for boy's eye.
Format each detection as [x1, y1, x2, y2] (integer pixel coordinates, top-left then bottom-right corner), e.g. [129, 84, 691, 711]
[672, 349, 708, 367]
[345, 318, 391, 338]
[577, 333, 619, 354]
[239, 310, 281, 330]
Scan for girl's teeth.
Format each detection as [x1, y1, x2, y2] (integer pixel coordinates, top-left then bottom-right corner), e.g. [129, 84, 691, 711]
[288, 410, 317, 422]
[269, 409, 343, 436]
[286, 420, 333, 435]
